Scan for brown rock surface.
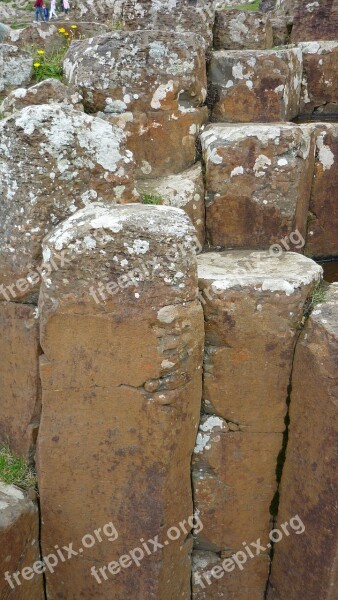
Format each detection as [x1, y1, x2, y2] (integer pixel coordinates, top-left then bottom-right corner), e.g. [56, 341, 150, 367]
[213, 10, 273, 50]
[0, 78, 83, 118]
[0, 104, 137, 302]
[197, 250, 322, 432]
[208, 47, 302, 122]
[305, 123, 338, 258]
[64, 30, 207, 114]
[106, 106, 208, 178]
[268, 283, 338, 600]
[0, 303, 40, 459]
[37, 203, 204, 599]
[193, 415, 282, 551]
[299, 41, 338, 116]
[292, 0, 338, 42]
[136, 163, 205, 246]
[201, 123, 314, 249]
[192, 550, 270, 600]
[0, 484, 44, 600]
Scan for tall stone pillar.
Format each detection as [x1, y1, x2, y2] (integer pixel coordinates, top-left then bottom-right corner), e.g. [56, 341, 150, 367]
[37, 203, 204, 599]
[268, 283, 338, 600]
[192, 250, 322, 600]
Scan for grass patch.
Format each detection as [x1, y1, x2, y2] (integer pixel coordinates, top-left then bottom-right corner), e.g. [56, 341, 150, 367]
[222, 0, 260, 10]
[31, 46, 68, 82]
[302, 280, 329, 324]
[0, 444, 36, 490]
[141, 193, 162, 205]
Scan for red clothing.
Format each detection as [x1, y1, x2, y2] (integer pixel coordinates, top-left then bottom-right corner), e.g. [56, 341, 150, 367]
[34, 0, 44, 7]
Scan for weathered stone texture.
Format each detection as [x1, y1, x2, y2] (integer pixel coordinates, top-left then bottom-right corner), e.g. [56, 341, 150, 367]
[300, 41, 338, 116]
[192, 550, 270, 600]
[64, 30, 207, 114]
[122, 0, 216, 47]
[136, 163, 205, 245]
[193, 415, 282, 551]
[268, 283, 338, 600]
[201, 123, 314, 249]
[37, 203, 204, 599]
[0, 484, 44, 600]
[0, 304, 40, 459]
[106, 106, 208, 178]
[0, 78, 83, 118]
[208, 47, 302, 123]
[213, 10, 273, 50]
[0, 44, 32, 93]
[0, 104, 136, 302]
[292, 0, 338, 42]
[7, 21, 109, 53]
[197, 250, 322, 432]
[270, 16, 292, 46]
[305, 123, 338, 258]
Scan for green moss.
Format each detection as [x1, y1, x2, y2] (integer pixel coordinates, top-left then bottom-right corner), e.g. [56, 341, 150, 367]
[0, 444, 36, 490]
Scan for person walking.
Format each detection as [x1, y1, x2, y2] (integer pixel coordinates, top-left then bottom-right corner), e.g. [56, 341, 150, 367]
[63, 0, 70, 19]
[33, 0, 45, 23]
[50, 0, 57, 18]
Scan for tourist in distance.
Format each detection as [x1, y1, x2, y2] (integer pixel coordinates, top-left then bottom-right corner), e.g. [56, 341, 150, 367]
[33, 0, 45, 23]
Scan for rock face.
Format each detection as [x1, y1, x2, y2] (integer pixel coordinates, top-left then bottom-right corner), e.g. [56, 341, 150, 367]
[106, 106, 208, 178]
[136, 163, 205, 245]
[0, 104, 136, 302]
[268, 283, 338, 600]
[64, 30, 207, 177]
[0, 79, 83, 118]
[37, 203, 204, 600]
[208, 47, 302, 122]
[197, 250, 322, 432]
[192, 551, 270, 600]
[193, 415, 282, 549]
[7, 21, 109, 53]
[122, 0, 216, 47]
[299, 41, 338, 116]
[200, 123, 314, 249]
[193, 250, 322, 600]
[64, 30, 207, 114]
[0, 44, 32, 93]
[0, 484, 44, 600]
[213, 10, 273, 50]
[0, 304, 40, 459]
[305, 124, 338, 258]
[292, 0, 338, 42]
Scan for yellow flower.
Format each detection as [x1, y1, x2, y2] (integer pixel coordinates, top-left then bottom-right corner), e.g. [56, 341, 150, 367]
[64, 31, 69, 36]
[70, 24, 77, 29]
[33, 62, 41, 67]
[37, 49, 45, 55]
[58, 27, 66, 33]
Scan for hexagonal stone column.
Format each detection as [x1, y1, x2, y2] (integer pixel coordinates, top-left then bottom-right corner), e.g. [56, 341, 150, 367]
[192, 249, 322, 600]
[208, 47, 302, 122]
[268, 284, 338, 600]
[201, 123, 314, 249]
[37, 203, 204, 599]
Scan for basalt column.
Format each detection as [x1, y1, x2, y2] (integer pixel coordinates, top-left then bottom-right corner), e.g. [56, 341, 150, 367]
[267, 284, 338, 600]
[192, 250, 322, 600]
[37, 203, 204, 599]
